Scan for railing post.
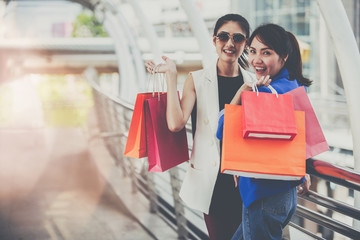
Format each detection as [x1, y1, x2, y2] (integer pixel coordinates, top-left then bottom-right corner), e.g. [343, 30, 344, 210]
[147, 171, 158, 213]
[103, 99, 113, 136]
[117, 108, 129, 176]
[127, 155, 138, 194]
[169, 167, 188, 239]
[110, 103, 121, 166]
[94, 92, 107, 132]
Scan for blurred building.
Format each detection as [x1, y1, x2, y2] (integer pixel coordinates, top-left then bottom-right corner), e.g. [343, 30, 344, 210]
[2, 0, 82, 38]
[2, 0, 359, 130]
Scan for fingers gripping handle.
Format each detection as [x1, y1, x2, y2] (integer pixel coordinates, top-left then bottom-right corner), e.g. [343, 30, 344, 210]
[251, 81, 278, 97]
[147, 64, 165, 100]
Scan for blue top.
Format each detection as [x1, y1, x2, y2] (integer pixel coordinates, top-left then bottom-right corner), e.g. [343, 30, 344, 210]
[216, 68, 305, 208]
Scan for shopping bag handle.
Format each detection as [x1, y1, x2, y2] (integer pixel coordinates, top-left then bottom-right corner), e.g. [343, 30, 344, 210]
[251, 82, 278, 98]
[147, 65, 165, 100]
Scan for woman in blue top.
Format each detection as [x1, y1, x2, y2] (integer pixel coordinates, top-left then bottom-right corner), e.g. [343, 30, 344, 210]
[217, 23, 312, 240]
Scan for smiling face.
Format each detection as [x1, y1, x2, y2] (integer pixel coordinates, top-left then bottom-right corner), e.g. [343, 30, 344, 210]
[248, 36, 287, 79]
[213, 21, 247, 64]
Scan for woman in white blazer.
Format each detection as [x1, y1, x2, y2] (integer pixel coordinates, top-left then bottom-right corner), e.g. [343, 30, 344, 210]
[145, 14, 268, 240]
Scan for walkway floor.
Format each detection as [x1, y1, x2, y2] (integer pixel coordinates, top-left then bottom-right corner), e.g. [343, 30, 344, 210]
[0, 78, 175, 240]
[0, 127, 156, 240]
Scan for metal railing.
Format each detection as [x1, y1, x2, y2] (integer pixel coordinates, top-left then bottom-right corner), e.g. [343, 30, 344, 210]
[294, 159, 360, 239]
[87, 75, 360, 240]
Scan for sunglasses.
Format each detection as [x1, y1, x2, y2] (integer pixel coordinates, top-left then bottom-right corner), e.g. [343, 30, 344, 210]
[216, 32, 246, 43]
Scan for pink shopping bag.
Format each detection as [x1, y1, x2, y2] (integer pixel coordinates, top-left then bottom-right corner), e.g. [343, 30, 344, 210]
[286, 86, 329, 159]
[242, 90, 297, 140]
[144, 93, 189, 172]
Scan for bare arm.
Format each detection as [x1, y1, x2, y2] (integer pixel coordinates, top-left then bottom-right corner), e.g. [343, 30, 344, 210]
[145, 56, 196, 132]
[166, 71, 196, 132]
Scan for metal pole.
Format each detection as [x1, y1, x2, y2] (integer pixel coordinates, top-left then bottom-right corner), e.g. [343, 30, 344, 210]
[128, 0, 163, 65]
[147, 172, 158, 213]
[179, 0, 216, 68]
[95, 1, 139, 102]
[115, 5, 147, 91]
[316, 0, 360, 230]
[169, 167, 188, 239]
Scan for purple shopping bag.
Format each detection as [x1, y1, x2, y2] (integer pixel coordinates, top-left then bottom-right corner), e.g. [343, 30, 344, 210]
[144, 93, 189, 172]
[286, 87, 329, 159]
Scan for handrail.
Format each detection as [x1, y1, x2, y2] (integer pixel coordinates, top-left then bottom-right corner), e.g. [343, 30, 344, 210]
[299, 190, 360, 221]
[83, 68, 134, 111]
[86, 75, 360, 240]
[307, 158, 360, 191]
[296, 205, 360, 239]
[287, 222, 325, 240]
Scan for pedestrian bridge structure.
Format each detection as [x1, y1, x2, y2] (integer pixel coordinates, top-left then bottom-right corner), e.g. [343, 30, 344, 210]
[1, 0, 360, 239]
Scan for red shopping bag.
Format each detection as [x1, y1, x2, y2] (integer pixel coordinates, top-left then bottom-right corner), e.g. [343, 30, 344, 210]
[242, 91, 297, 140]
[286, 87, 329, 159]
[124, 92, 165, 158]
[221, 104, 306, 180]
[145, 93, 189, 172]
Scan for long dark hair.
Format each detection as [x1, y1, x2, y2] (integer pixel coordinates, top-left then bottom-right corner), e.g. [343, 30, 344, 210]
[213, 14, 250, 69]
[248, 23, 312, 86]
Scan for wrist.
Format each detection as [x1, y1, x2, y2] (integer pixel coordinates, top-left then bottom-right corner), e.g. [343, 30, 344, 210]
[242, 83, 253, 92]
[166, 69, 177, 78]
[239, 85, 248, 92]
[166, 71, 178, 87]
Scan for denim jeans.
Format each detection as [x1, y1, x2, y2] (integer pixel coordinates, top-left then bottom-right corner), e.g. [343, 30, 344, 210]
[231, 187, 297, 240]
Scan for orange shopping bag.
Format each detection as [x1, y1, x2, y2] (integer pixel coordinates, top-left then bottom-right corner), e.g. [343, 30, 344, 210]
[221, 104, 306, 180]
[124, 92, 164, 158]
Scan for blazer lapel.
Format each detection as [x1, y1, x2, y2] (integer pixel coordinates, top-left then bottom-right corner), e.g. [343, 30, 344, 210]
[205, 59, 220, 141]
[204, 61, 256, 142]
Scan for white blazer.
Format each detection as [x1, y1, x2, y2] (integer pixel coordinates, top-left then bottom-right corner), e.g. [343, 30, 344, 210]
[179, 59, 256, 214]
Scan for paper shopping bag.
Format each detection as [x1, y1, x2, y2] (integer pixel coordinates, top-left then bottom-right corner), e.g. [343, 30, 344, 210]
[221, 104, 305, 180]
[286, 87, 329, 159]
[124, 92, 164, 158]
[242, 91, 297, 140]
[145, 93, 189, 172]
